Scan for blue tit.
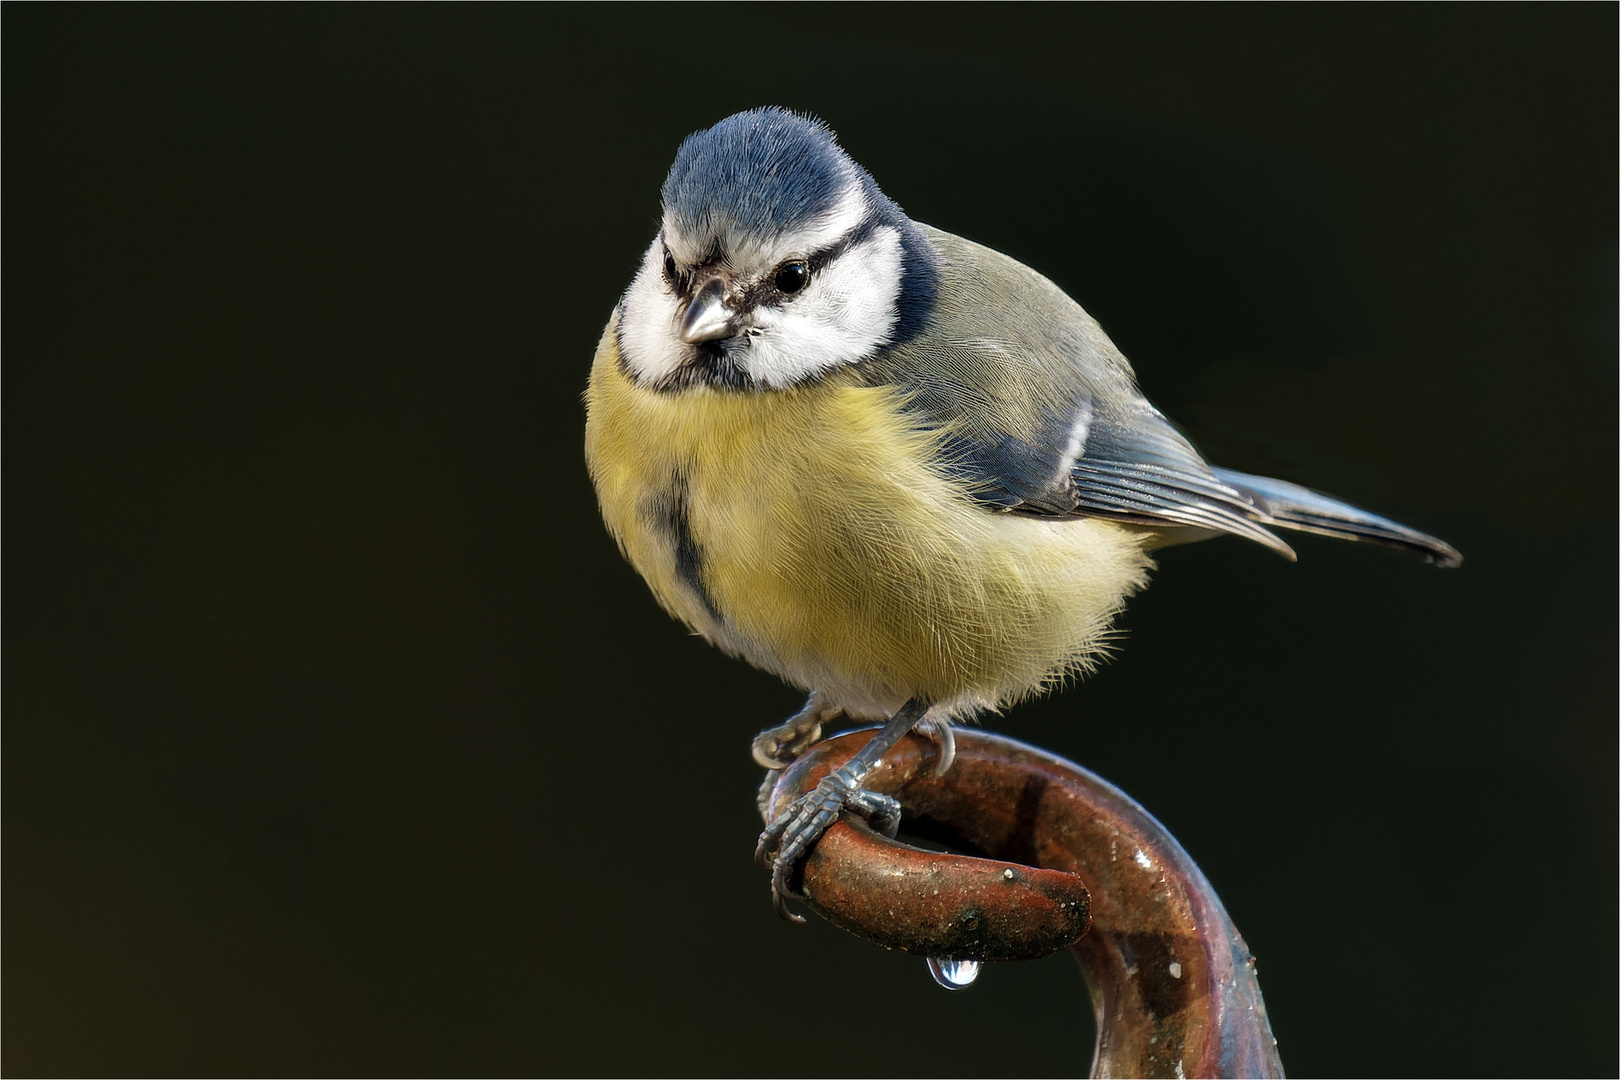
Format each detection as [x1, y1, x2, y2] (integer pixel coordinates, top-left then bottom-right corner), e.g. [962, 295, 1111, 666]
[584, 107, 1460, 916]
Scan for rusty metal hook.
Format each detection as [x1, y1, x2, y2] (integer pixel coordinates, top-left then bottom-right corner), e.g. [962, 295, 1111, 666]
[763, 727, 1284, 1079]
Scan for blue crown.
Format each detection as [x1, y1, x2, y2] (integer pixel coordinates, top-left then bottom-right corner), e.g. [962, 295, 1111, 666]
[662, 108, 863, 247]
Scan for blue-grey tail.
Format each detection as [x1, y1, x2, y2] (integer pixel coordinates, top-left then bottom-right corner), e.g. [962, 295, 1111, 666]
[1212, 468, 1462, 568]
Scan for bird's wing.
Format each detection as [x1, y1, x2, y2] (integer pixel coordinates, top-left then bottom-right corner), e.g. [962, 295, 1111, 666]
[866, 225, 1296, 557]
[865, 226, 1462, 566]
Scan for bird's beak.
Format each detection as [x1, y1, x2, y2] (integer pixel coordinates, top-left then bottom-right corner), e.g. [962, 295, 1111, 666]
[679, 275, 741, 344]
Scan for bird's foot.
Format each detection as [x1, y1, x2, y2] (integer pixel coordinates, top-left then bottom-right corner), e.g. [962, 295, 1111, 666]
[756, 768, 901, 922]
[755, 697, 930, 921]
[751, 691, 837, 771]
[754, 693, 845, 821]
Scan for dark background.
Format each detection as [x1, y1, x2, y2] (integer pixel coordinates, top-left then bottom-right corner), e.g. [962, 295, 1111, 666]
[6, 7, 1615, 1076]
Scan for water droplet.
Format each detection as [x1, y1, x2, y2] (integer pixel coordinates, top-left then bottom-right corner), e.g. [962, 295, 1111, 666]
[927, 957, 981, 990]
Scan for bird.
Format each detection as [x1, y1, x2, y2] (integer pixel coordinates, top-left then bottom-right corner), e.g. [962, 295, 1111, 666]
[583, 107, 1460, 918]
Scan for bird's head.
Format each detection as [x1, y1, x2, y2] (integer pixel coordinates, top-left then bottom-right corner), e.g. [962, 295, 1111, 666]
[616, 108, 936, 392]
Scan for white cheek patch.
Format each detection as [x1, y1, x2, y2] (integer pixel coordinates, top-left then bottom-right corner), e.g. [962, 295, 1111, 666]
[742, 226, 905, 389]
[617, 238, 688, 384]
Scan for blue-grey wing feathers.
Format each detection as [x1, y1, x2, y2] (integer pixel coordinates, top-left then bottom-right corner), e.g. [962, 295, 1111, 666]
[865, 225, 1459, 567]
[1210, 469, 1462, 566]
[1062, 403, 1299, 557]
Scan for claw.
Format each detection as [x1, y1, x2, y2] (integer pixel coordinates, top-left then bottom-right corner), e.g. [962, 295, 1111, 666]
[751, 741, 797, 772]
[922, 718, 956, 778]
[847, 788, 902, 839]
[770, 860, 807, 923]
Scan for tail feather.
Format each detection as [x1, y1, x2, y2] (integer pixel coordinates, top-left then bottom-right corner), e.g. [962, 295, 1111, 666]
[1213, 468, 1463, 568]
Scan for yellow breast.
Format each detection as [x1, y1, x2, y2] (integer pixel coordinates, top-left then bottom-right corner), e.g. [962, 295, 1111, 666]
[584, 315, 1154, 718]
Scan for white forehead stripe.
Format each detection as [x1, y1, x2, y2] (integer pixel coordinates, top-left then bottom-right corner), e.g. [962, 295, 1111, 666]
[665, 178, 870, 270]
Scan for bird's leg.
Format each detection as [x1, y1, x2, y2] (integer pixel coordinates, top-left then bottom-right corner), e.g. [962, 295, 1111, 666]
[756, 697, 929, 921]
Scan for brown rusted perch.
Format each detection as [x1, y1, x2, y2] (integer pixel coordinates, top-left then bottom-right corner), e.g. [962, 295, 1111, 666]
[765, 727, 1284, 1079]
[792, 815, 1093, 963]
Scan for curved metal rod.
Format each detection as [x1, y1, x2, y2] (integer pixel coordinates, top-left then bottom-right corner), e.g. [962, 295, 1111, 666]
[765, 727, 1285, 1079]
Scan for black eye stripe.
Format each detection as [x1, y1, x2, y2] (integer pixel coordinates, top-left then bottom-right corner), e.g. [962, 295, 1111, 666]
[734, 217, 879, 310]
[806, 216, 877, 273]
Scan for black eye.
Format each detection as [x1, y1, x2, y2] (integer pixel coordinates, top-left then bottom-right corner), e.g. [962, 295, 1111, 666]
[663, 249, 678, 282]
[774, 260, 810, 295]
